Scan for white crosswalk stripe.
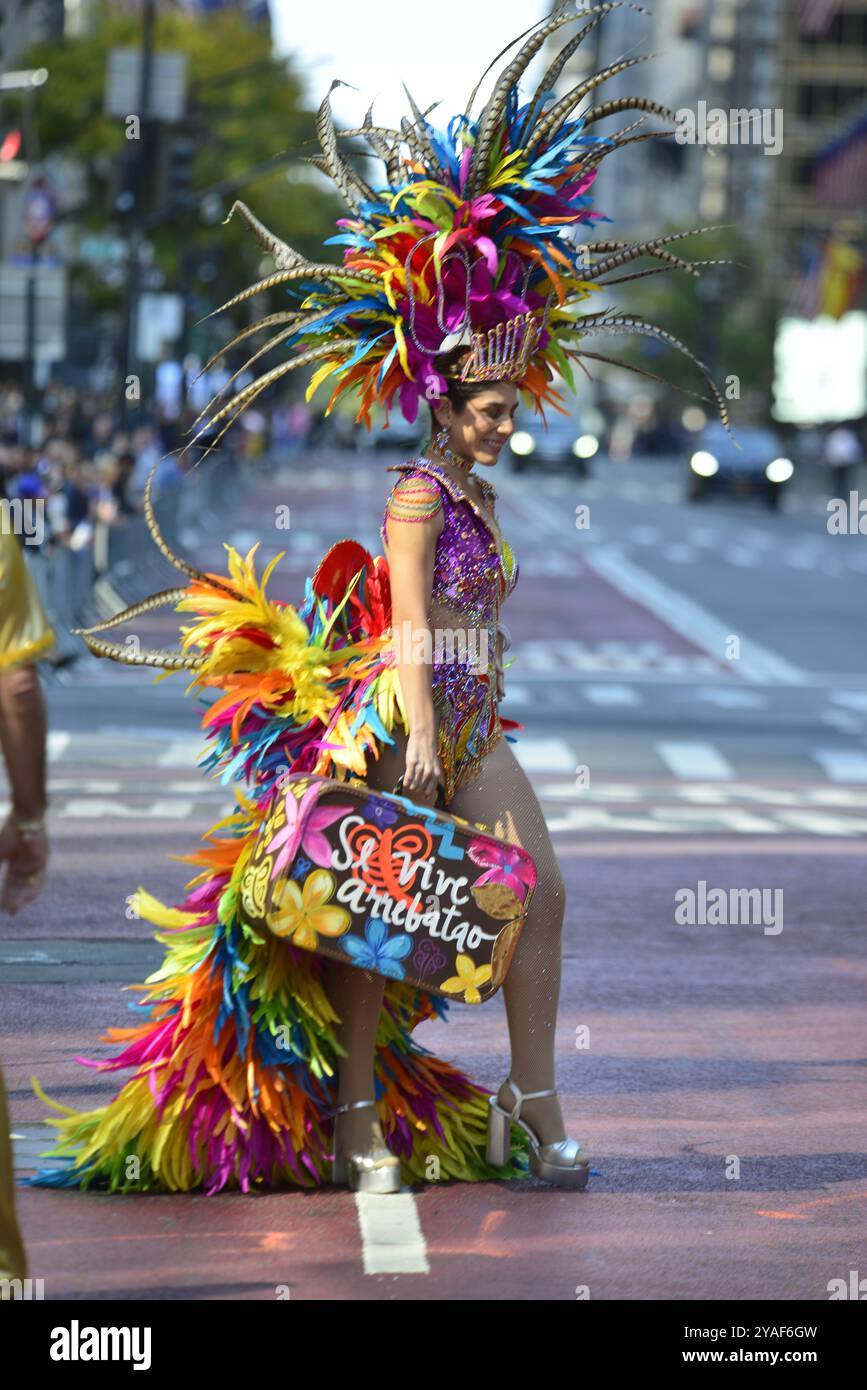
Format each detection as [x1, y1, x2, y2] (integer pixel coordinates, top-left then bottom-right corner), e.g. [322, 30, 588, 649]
[512, 640, 724, 677]
[47, 731, 71, 762]
[655, 741, 736, 779]
[512, 738, 575, 772]
[581, 684, 642, 706]
[692, 687, 768, 708]
[830, 691, 867, 712]
[811, 748, 867, 782]
[156, 738, 208, 767]
[8, 727, 867, 836]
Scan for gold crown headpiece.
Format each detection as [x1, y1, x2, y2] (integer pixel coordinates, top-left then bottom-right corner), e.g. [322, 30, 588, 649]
[441, 290, 556, 385]
[444, 312, 541, 384]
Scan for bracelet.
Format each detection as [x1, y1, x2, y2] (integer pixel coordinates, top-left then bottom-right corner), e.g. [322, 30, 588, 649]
[496, 621, 512, 652]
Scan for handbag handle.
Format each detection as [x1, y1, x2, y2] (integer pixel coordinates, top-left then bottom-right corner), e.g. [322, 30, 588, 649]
[392, 774, 446, 810]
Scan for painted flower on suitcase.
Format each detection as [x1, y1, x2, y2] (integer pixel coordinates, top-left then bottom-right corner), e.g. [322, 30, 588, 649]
[339, 914, 413, 980]
[441, 954, 493, 1006]
[264, 782, 353, 876]
[466, 837, 538, 900]
[268, 867, 352, 950]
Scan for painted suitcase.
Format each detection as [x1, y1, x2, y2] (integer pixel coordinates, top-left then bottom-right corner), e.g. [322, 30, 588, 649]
[238, 773, 538, 1004]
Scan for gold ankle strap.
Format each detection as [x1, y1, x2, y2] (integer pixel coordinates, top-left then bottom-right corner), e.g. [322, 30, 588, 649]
[12, 814, 45, 837]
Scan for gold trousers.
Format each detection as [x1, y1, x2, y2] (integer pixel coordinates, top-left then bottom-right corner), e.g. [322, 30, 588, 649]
[0, 529, 55, 672]
[0, 1066, 26, 1280]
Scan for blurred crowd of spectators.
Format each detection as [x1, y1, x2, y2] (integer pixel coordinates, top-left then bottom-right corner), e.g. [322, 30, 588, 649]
[0, 375, 325, 656]
[1, 380, 174, 644]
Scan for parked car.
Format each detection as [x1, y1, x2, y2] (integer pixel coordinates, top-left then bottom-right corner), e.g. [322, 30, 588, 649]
[507, 408, 600, 475]
[687, 423, 794, 510]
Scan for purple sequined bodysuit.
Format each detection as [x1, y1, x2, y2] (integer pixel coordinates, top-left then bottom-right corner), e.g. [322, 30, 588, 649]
[380, 457, 520, 803]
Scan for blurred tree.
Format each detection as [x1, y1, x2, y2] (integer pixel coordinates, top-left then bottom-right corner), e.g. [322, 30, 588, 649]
[8, 1, 368, 398]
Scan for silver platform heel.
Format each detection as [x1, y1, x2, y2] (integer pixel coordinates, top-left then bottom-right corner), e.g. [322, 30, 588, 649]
[486, 1078, 590, 1189]
[331, 1099, 402, 1194]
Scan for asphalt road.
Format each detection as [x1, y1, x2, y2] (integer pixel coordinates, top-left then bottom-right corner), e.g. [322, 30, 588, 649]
[3, 448, 866, 1301]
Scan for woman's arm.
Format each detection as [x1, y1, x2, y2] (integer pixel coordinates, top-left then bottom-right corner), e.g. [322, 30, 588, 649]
[382, 474, 446, 805]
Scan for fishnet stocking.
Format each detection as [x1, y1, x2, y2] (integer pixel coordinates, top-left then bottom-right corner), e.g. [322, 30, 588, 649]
[323, 723, 570, 1152]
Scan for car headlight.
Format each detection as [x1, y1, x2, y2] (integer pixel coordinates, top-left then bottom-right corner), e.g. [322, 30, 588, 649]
[690, 450, 719, 477]
[766, 457, 794, 483]
[510, 431, 536, 456]
[573, 434, 599, 459]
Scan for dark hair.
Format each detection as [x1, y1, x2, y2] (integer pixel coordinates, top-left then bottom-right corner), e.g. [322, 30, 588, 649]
[425, 346, 502, 437]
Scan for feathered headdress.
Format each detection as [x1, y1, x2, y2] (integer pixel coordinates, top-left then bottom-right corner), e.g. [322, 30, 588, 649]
[180, 1, 735, 456]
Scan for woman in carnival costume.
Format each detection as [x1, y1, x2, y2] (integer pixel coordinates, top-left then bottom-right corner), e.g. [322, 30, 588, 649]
[27, 4, 732, 1196]
[0, 519, 55, 916]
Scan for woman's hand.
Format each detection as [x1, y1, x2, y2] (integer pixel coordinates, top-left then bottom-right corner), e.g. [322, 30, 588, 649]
[401, 728, 445, 807]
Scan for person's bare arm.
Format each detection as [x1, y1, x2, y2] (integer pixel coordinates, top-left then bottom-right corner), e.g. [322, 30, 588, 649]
[382, 475, 446, 805]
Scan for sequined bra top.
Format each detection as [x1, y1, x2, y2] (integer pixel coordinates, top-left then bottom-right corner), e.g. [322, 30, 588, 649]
[380, 458, 519, 627]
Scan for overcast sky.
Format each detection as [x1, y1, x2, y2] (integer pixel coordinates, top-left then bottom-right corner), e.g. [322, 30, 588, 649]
[271, 0, 552, 134]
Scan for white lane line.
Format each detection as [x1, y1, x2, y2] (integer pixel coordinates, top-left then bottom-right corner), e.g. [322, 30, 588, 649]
[811, 748, 867, 782]
[655, 741, 735, 780]
[585, 547, 806, 685]
[581, 684, 641, 706]
[512, 738, 575, 772]
[356, 1192, 429, 1275]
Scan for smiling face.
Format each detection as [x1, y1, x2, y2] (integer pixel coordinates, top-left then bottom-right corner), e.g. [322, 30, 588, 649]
[432, 380, 519, 467]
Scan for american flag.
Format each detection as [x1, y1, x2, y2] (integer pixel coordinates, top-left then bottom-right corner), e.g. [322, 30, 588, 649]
[800, 0, 841, 37]
[814, 110, 867, 209]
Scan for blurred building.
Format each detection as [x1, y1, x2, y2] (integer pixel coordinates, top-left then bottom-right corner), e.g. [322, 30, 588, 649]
[775, 1, 867, 319]
[0, 0, 65, 62]
[540, 0, 713, 231]
[540, 1, 865, 277]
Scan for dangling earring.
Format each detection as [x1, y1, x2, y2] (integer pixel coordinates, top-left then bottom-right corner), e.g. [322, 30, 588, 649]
[432, 425, 474, 474]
